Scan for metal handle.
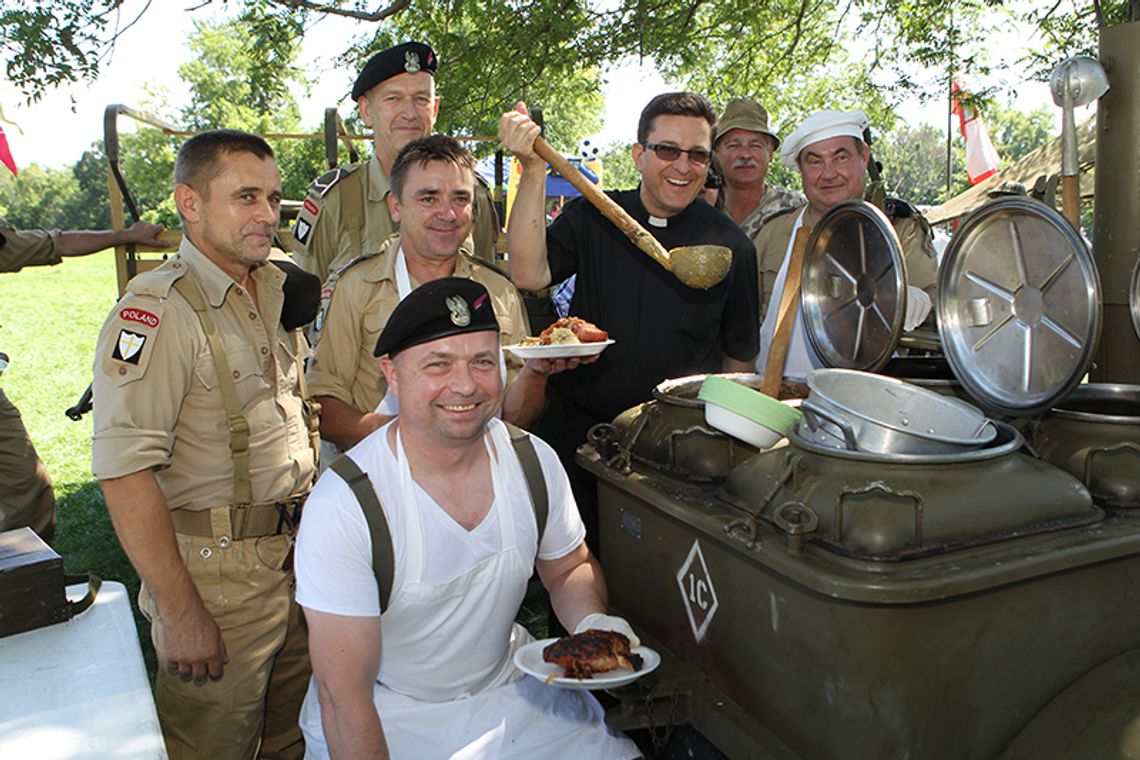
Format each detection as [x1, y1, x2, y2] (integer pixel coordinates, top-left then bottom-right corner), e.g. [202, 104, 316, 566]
[800, 399, 859, 451]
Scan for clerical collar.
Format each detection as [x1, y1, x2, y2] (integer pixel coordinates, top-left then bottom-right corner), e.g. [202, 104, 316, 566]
[648, 214, 669, 228]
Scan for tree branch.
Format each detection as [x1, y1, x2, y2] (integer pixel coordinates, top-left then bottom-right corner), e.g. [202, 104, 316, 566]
[267, 0, 411, 21]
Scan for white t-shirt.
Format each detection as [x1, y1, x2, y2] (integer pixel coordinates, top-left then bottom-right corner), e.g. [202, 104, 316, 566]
[295, 418, 586, 617]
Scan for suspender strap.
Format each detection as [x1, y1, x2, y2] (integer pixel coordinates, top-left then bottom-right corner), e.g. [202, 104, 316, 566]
[173, 275, 253, 508]
[505, 422, 548, 541]
[328, 425, 548, 614]
[340, 168, 365, 260]
[329, 455, 394, 613]
[292, 331, 322, 476]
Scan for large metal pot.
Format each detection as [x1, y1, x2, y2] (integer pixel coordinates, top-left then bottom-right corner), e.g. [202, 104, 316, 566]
[802, 368, 996, 454]
[1030, 383, 1140, 508]
[608, 374, 764, 482]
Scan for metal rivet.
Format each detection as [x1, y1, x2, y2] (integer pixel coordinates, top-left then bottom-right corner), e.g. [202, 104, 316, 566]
[217, 537, 230, 549]
[200, 547, 212, 559]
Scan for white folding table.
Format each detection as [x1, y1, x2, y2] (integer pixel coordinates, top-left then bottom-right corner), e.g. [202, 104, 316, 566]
[0, 580, 166, 759]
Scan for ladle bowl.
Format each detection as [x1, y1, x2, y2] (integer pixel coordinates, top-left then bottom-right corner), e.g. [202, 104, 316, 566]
[669, 245, 734, 290]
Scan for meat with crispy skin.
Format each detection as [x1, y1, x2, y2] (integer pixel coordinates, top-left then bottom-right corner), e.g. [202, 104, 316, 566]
[542, 629, 643, 679]
[531, 317, 609, 345]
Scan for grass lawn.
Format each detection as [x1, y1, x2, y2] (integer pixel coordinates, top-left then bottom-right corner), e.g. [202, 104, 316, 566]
[0, 250, 156, 673]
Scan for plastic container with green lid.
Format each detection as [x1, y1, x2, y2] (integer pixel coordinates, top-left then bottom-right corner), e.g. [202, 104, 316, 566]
[698, 375, 803, 449]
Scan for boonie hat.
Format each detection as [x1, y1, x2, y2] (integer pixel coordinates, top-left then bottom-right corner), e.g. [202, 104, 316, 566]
[781, 109, 869, 171]
[373, 277, 499, 357]
[714, 99, 780, 149]
[986, 180, 1028, 198]
[352, 41, 438, 101]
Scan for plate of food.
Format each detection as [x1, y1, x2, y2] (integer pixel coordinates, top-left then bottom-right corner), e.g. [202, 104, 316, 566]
[504, 317, 614, 360]
[513, 629, 660, 690]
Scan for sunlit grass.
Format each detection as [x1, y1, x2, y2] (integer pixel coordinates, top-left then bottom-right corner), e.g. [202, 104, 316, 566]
[0, 250, 155, 674]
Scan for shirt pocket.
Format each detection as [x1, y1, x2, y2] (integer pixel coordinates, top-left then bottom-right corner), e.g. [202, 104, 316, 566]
[189, 346, 271, 441]
[362, 302, 387, 346]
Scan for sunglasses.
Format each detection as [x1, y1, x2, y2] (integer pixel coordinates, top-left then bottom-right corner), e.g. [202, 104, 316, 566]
[642, 142, 713, 167]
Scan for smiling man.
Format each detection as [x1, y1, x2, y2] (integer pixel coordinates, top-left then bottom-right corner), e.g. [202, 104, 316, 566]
[92, 130, 319, 759]
[499, 92, 759, 551]
[291, 41, 499, 280]
[753, 109, 939, 380]
[305, 135, 531, 455]
[296, 277, 638, 759]
[713, 98, 804, 237]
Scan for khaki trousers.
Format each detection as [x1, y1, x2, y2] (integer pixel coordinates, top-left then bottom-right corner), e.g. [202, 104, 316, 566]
[141, 530, 310, 760]
[0, 386, 55, 540]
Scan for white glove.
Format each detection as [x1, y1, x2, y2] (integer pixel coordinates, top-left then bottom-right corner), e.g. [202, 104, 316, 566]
[904, 286, 933, 332]
[574, 613, 641, 649]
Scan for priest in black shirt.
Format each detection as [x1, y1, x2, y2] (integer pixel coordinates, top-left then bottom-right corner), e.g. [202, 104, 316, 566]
[499, 92, 759, 552]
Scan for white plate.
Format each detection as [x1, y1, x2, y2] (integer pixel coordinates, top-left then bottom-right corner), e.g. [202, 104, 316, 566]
[503, 339, 615, 360]
[513, 637, 660, 690]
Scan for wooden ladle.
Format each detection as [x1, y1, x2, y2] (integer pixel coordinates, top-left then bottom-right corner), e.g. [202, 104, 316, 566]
[531, 136, 732, 290]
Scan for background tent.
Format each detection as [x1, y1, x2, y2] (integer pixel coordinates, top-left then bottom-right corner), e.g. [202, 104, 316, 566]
[924, 115, 1096, 225]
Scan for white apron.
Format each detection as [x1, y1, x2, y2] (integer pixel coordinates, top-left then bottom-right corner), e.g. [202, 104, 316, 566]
[754, 207, 826, 382]
[301, 426, 638, 759]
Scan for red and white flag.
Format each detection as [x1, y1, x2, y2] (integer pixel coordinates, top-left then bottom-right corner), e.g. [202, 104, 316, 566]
[952, 82, 999, 185]
[0, 124, 17, 177]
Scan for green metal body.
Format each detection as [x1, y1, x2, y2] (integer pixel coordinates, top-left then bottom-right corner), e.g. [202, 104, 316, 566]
[1093, 20, 1140, 384]
[1030, 384, 1140, 509]
[583, 381, 1140, 759]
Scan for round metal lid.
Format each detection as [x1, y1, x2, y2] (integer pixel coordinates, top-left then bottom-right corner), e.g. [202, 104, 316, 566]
[1131, 258, 1140, 341]
[937, 197, 1101, 416]
[801, 200, 906, 371]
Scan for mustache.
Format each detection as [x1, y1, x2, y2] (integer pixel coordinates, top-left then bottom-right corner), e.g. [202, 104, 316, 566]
[732, 158, 758, 169]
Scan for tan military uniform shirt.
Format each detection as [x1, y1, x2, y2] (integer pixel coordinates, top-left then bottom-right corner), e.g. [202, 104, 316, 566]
[306, 234, 529, 414]
[753, 206, 939, 324]
[736, 184, 806, 242]
[0, 216, 62, 273]
[290, 153, 500, 281]
[91, 239, 315, 510]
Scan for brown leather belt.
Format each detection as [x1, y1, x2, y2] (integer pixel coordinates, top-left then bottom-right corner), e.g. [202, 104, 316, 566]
[170, 495, 307, 540]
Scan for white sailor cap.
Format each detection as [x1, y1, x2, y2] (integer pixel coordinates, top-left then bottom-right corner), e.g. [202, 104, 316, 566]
[781, 109, 870, 171]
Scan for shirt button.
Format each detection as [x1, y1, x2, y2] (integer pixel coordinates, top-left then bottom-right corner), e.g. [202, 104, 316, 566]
[248, 312, 257, 320]
[118, 366, 127, 376]
[232, 370, 240, 379]
[260, 346, 268, 355]
[200, 547, 213, 559]
[218, 537, 231, 549]
[173, 262, 182, 269]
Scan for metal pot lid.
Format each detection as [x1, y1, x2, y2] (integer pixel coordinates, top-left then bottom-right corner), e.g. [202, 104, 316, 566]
[1131, 258, 1140, 341]
[937, 197, 1101, 416]
[801, 200, 906, 371]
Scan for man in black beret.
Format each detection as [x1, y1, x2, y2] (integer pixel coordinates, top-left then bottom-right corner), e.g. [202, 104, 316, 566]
[291, 41, 499, 281]
[295, 278, 640, 759]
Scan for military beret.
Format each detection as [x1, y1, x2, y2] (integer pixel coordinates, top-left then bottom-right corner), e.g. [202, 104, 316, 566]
[374, 277, 499, 357]
[352, 41, 438, 101]
[781, 109, 869, 171]
[715, 99, 780, 149]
